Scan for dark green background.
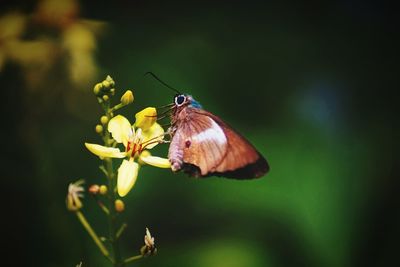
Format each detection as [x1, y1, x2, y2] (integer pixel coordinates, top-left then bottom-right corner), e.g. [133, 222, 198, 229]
[1, 1, 397, 267]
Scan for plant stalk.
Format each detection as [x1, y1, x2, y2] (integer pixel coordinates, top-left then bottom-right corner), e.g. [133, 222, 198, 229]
[102, 106, 123, 267]
[76, 211, 110, 259]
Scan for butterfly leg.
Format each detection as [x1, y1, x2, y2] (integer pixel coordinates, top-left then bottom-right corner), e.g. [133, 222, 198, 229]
[141, 131, 171, 149]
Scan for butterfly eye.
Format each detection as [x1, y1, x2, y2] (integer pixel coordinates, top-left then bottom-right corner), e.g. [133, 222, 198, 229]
[175, 95, 186, 106]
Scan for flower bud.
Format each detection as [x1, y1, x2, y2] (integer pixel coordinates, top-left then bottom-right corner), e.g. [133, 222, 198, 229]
[99, 185, 108, 195]
[135, 107, 157, 131]
[95, 124, 103, 133]
[88, 184, 100, 194]
[105, 75, 115, 88]
[115, 199, 125, 212]
[102, 95, 109, 101]
[120, 90, 134, 105]
[100, 116, 109, 125]
[93, 83, 102, 95]
[102, 80, 111, 90]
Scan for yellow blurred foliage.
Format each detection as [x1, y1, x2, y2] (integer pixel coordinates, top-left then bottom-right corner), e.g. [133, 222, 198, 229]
[0, 0, 106, 89]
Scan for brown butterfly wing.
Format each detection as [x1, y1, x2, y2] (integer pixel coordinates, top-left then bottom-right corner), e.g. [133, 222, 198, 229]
[170, 107, 269, 179]
[195, 109, 269, 178]
[169, 107, 229, 177]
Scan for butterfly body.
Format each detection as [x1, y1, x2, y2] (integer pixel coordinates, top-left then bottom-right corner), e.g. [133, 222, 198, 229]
[168, 94, 269, 179]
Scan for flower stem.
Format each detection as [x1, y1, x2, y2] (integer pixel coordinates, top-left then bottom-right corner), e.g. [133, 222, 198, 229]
[97, 200, 110, 215]
[99, 165, 109, 177]
[76, 211, 110, 259]
[116, 223, 128, 239]
[102, 104, 123, 267]
[110, 103, 125, 112]
[104, 157, 123, 267]
[124, 255, 143, 265]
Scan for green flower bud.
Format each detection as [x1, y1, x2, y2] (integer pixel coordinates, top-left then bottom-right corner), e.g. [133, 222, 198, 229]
[102, 80, 111, 90]
[105, 75, 115, 87]
[100, 116, 109, 125]
[102, 95, 109, 101]
[93, 83, 102, 95]
[95, 124, 103, 133]
[99, 185, 108, 195]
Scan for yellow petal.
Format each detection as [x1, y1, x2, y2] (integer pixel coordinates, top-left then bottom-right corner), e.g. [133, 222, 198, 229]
[117, 159, 139, 197]
[135, 107, 157, 131]
[120, 90, 134, 105]
[108, 115, 133, 146]
[139, 153, 171, 168]
[85, 143, 126, 158]
[142, 122, 164, 149]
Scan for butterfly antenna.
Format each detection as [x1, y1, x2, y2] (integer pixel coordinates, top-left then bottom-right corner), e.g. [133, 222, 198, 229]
[160, 122, 172, 128]
[158, 108, 174, 116]
[144, 72, 181, 94]
[156, 103, 175, 109]
[156, 115, 168, 121]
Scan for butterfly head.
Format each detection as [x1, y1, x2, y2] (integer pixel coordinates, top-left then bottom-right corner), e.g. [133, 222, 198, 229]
[174, 94, 202, 109]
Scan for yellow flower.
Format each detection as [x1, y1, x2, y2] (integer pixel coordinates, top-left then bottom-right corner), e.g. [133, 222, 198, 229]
[66, 179, 85, 211]
[85, 109, 170, 197]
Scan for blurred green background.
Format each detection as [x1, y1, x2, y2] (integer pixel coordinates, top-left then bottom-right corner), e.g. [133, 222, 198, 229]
[1, 0, 397, 267]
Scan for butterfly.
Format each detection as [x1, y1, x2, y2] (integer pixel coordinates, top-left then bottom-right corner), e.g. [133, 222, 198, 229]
[167, 93, 269, 179]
